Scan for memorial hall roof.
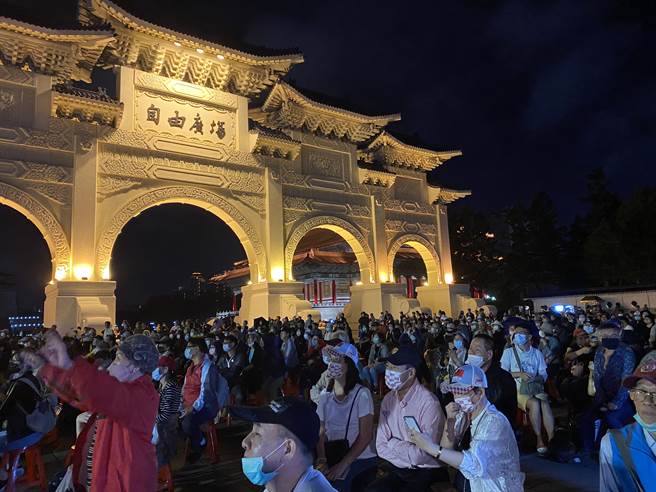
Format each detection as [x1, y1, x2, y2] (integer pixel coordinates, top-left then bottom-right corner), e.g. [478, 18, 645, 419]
[0, 17, 114, 83]
[77, 0, 303, 98]
[250, 82, 401, 143]
[427, 185, 471, 204]
[358, 131, 462, 172]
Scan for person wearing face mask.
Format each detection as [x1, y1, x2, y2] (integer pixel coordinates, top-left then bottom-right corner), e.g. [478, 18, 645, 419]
[231, 396, 336, 491]
[564, 328, 595, 366]
[181, 338, 225, 464]
[367, 346, 448, 492]
[316, 343, 377, 491]
[153, 355, 182, 468]
[580, 322, 636, 457]
[500, 326, 554, 454]
[600, 350, 656, 491]
[407, 365, 524, 492]
[362, 333, 389, 391]
[242, 332, 265, 400]
[217, 334, 247, 404]
[448, 333, 469, 376]
[466, 334, 517, 427]
[22, 331, 159, 492]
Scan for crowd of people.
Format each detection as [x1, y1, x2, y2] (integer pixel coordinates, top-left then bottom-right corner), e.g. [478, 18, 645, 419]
[0, 299, 653, 491]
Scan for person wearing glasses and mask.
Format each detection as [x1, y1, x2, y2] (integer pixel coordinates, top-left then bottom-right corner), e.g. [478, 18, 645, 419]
[231, 397, 336, 491]
[600, 350, 656, 491]
[366, 345, 447, 492]
[407, 365, 524, 492]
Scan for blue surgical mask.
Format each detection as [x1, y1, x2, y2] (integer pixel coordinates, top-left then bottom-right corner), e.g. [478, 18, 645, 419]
[241, 441, 287, 485]
[373, 335, 380, 344]
[514, 333, 528, 345]
[634, 413, 656, 432]
[223, 344, 232, 353]
[184, 347, 193, 360]
[151, 367, 162, 381]
[454, 339, 463, 350]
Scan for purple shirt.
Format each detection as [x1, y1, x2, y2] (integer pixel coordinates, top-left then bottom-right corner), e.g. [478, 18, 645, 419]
[376, 378, 445, 469]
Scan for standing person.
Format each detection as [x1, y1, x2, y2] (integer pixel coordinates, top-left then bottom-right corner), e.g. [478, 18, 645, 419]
[23, 331, 159, 492]
[316, 343, 377, 492]
[581, 322, 636, 456]
[366, 346, 448, 492]
[181, 338, 223, 464]
[501, 326, 554, 454]
[408, 365, 524, 492]
[153, 355, 182, 468]
[362, 333, 389, 391]
[231, 397, 337, 492]
[600, 351, 656, 491]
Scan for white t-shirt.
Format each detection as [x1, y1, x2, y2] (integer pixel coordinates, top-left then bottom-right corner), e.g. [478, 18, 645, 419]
[316, 384, 376, 460]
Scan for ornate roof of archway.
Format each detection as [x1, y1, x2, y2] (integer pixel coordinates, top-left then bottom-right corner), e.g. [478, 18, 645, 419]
[358, 131, 462, 172]
[250, 82, 401, 143]
[78, 0, 303, 98]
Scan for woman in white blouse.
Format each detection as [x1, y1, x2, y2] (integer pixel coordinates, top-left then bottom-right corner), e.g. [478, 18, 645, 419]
[316, 343, 377, 492]
[408, 365, 524, 492]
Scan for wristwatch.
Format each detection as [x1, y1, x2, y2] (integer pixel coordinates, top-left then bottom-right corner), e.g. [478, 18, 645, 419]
[432, 444, 443, 459]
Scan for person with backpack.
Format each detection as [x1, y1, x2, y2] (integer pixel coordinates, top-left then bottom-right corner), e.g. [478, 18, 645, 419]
[181, 337, 227, 464]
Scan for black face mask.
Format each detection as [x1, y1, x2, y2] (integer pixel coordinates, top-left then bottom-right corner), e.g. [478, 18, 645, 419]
[601, 338, 620, 350]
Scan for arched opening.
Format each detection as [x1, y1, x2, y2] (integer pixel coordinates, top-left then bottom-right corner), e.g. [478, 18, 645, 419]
[388, 234, 442, 297]
[110, 204, 247, 323]
[290, 228, 361, 319]
[0, 205, 52, 330]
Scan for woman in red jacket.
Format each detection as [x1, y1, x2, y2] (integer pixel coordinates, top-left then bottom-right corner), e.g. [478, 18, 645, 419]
[24, 330, 160, 492]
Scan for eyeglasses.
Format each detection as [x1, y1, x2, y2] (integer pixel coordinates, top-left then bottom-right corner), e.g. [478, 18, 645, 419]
[631, 388, 656, 403]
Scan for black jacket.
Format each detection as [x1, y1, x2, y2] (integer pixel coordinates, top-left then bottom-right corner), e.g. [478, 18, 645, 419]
[484, 362, 518, 428]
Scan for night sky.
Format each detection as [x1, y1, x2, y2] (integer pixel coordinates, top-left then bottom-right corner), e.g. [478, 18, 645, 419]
[1, 0, 654, 310]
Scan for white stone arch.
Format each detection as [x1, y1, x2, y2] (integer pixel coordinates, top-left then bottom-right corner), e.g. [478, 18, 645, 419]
[285, 215, 375, 283]
[388, 233, 442, 287]
[0, 181, 71, 280]
[96, 186, 266, 282]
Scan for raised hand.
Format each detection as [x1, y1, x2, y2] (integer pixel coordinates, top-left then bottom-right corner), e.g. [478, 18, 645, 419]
[40, 330, 73, 370]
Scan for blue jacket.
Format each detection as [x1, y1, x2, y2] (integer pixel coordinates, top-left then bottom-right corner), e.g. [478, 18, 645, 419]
[609, 422, 656, 491]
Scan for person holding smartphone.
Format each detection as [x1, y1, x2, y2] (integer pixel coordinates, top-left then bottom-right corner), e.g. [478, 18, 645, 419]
[407, 365, 524, 492]
[315, 343, 377, 491]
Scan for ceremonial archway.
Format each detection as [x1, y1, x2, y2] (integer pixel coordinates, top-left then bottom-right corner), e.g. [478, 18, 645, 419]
[96, 186, 266, 283]
[387, 233, 442, 287]
[0, 182, 71, 281]
[284, 216, 375, 284]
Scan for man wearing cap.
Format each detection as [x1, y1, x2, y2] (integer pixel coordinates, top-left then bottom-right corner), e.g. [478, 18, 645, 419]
[408, 365, 524, 492]
[600, 350, 656, 491]
[231, 396, 337, 491]
[366, 345, 447, 492]
[23, 330, 159, 491]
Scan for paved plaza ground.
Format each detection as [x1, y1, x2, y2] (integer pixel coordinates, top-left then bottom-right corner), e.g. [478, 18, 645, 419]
[26, 419, 598, 492]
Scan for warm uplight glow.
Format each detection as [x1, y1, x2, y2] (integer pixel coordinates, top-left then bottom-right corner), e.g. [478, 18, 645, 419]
[101, 265, 111, 280]
[174, 41, 181, 47]
[379, 272, 388, 283]
[196, 48, 204, 54]
[355, 281, 363, 286]
[247, 280, 253, 285]
[54, 266, 67, 281]
[423, 281, 429, 286]
[271, 267, 284, 282]
[216, 54, 225, 60]
[444, 273, 454, 284]
[485, 232, 495, 239]
[74, 264, 93, 280]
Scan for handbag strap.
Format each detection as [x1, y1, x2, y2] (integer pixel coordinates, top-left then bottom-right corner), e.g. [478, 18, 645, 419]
[343, 387, 362, 441]
[511, 345, 524, 373]
[609, 428, 645, 492]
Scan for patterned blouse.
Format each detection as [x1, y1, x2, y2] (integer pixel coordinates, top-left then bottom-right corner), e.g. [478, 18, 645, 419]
[593, 344, 636, 408]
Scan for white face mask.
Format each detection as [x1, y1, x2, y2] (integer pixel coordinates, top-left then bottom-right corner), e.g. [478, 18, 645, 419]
[385, 368, 411, 391]
[465, 354, 485, 368]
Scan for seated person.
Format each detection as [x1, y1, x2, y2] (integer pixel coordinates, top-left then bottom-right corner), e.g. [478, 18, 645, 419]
[217, 335, 246, 404]
[181, 338, 222, 464]
[362, 333, 389, 391]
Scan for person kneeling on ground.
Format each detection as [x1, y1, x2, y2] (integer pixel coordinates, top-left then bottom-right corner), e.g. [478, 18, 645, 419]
[23, 330, 159, 492]
[231, 396, 337, 492]
[409, 364, 524, 492]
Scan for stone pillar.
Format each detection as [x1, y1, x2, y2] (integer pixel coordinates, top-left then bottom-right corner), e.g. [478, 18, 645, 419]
[43, 136, 116, 333]
[344, 282, 420, 327]
[370, 196, 389, 282]
[264, 167, 285, 282]
[436, 202, 454, 285]
[238, 281, 317, 324]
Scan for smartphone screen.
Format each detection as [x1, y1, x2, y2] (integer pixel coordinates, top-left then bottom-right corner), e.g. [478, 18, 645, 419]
[403, 415, 421, 433]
